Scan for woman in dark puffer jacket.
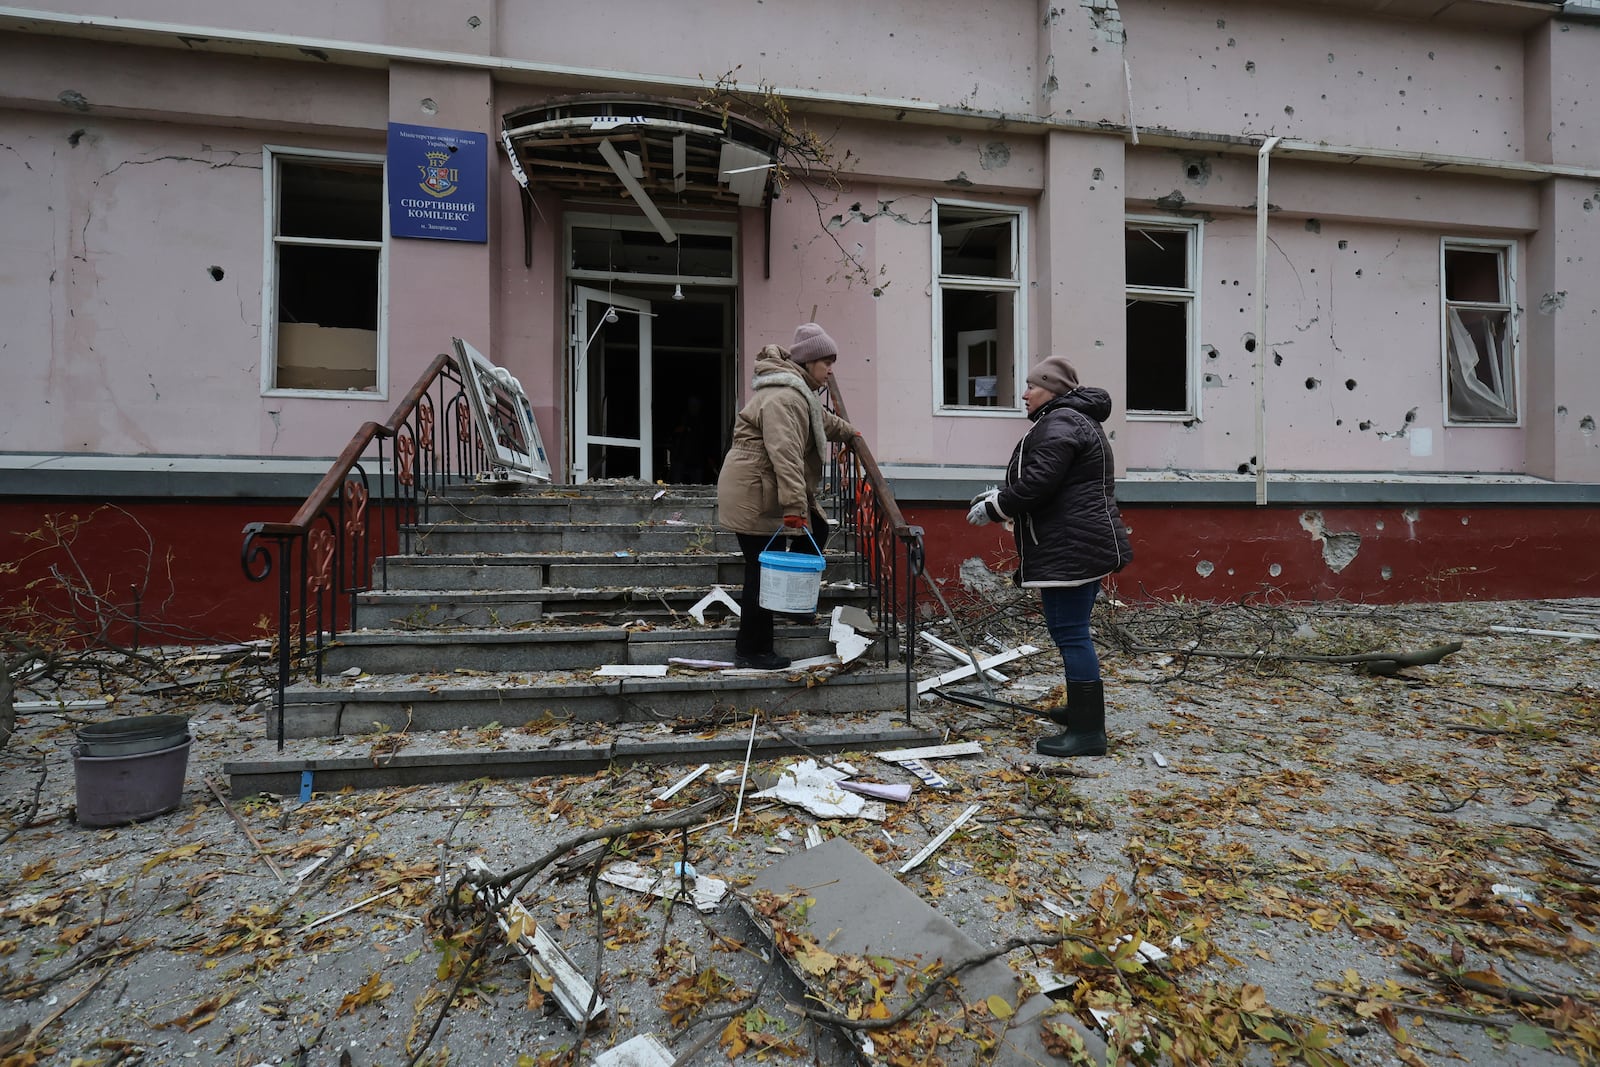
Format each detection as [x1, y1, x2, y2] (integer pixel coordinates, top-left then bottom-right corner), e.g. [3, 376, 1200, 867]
[967, 355, 1132, 757]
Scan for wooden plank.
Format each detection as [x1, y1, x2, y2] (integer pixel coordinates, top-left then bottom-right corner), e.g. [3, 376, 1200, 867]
[916, 645, 1041, 694]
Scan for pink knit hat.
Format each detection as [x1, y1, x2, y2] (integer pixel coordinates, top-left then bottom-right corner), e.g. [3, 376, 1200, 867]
[789, 323, 838, 364]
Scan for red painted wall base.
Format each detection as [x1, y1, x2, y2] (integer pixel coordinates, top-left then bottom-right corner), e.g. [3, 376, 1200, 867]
[904, 502, 1600, 605]
[2, 499, 1595, 646]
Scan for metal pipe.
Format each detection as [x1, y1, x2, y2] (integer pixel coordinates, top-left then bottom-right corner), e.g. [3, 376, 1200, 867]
[1254, 136, 1280, 507]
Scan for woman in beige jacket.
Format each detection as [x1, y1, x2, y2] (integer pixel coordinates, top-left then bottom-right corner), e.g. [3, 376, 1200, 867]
[716, 323, 859, 669]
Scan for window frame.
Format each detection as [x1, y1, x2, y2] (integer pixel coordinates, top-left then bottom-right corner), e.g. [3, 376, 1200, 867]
[260, 145, 389, 399]
[1124, 215, 1203, 422]
[931, 198, 1028, 417]
[1439, 236, 1520, 428]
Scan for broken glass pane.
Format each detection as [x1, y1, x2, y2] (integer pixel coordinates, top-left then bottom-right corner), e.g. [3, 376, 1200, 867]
[1125, 297, 1189, 413]
[1445, 307, 1515, 422]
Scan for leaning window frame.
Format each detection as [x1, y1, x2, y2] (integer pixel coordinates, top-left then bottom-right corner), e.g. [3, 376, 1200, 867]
[1439, 236, 1520, 428]
[930, 198, 1028, 417]
[1124, 215, 1203, 422]
[260, 145, 389, 400]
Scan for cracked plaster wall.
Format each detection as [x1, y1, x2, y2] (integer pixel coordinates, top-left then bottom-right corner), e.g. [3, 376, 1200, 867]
[1120, 0, 1527, 161]
[1117, 148, 1589, 477]
[0, 112, 270, 456]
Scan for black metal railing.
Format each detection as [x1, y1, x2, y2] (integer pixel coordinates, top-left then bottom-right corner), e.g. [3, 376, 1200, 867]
[822, 375, 926, 720]
[241, 353, 498, 749]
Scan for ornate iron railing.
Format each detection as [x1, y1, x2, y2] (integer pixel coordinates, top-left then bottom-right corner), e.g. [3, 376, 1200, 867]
[241, 353, 499, 749]
[242, 357, 927, 749]
[821, 376, 926, 720]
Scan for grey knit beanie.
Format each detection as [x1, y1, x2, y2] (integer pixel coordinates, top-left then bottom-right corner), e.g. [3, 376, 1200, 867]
[1025, 355, 1080, 395]
[789, 322, 838, 364]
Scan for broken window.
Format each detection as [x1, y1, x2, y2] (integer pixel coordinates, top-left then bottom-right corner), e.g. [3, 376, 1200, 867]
[935, 201, 1024, 411]
[1125, 218, 1200, 417]
[265, 149, 385, 394]
[1441, 240, 1517, 424]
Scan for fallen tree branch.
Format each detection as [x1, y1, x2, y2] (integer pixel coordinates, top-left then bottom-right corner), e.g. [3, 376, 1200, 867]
[1128, 640, 1464, 673]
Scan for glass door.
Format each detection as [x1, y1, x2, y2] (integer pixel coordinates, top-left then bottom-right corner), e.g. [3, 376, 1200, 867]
[571, 286, 653, 483]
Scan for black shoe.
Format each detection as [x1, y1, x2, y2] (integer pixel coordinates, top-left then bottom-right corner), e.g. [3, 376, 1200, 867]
[1036, 680, 1108, 757]
[734, 651, 791, 670]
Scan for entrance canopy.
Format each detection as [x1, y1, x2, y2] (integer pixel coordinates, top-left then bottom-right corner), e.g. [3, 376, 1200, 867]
[501, 95, 782, 246]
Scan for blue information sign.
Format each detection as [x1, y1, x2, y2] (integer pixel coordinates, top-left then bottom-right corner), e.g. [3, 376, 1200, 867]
[387, 122, 489, 243]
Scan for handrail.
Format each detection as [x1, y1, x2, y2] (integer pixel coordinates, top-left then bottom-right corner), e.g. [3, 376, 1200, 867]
[822, 374, 925, 722]
[241, 351, 495, 750]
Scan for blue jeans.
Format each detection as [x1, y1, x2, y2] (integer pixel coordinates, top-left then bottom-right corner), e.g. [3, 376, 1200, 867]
[1039, 581, 1102, 682]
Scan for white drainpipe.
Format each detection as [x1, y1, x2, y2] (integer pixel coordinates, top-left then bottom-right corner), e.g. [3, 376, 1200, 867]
[1254, 136, 1280, 506]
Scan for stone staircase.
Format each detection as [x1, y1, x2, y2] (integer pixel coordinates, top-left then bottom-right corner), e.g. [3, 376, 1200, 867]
[263, 482, 910, 741]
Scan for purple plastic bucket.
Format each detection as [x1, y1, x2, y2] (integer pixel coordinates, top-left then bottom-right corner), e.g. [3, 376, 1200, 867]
[73, 736, 191, 827]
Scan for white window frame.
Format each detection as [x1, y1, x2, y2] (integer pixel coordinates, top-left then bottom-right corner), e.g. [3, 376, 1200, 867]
[931, 198, 1028, 417]
[261, 145, 389, 399]
[1124, 215, 1203, 422]
[1439, 237, 1520, 428]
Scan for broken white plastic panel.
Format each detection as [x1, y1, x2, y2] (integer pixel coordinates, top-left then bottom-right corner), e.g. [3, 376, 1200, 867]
[753, 759, 881, 820]
[688, 585, 741, 624]
[830, 607, 872, 664]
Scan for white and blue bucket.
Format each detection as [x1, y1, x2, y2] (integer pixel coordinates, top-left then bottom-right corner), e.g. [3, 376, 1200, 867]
[757, 529, 827, 613]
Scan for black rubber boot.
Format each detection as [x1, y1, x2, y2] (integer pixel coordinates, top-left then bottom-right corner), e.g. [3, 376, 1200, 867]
[1036, 680, 1107, 758]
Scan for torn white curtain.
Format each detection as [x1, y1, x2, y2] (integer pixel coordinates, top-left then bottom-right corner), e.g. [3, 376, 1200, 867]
[1445, 307, 1515, 421]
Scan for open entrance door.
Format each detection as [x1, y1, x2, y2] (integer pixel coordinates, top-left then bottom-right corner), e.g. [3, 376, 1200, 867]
[572, 287, 653, 482]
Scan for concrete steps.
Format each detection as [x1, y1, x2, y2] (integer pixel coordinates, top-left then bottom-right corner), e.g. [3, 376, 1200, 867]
[275, 482, 907, 749]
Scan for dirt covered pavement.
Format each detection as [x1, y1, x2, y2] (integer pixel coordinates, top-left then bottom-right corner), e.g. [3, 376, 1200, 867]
[1, 595, 1597, 1066]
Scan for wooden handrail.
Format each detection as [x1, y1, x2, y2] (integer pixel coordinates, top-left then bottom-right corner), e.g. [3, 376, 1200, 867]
[824, 374, 916, 541]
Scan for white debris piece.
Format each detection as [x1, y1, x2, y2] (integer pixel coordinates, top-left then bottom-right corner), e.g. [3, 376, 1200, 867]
[656, 763, 709, 802]
[599, 860, 728, 912]
[916, 645, 1041, 693]
[1150, 750, 1169, 769]
[668, 657, 735, 669]
[838, 780, 913, 803]
[830, 610, 873, 664]
[465, 858, 605, 1025]
[876, 741, 984, 762]
[897, 804, 982, 874]
[752, 759, 886, 821]
[593, 1034, 674, 1067]
[687, 585, 742, 624]
[593, 664, 669, 678]
[919, 632, 1007, 681]
[897, 758, 952, 790]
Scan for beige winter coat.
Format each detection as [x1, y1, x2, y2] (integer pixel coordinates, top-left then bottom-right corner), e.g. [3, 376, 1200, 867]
[716, 348, 857, 536]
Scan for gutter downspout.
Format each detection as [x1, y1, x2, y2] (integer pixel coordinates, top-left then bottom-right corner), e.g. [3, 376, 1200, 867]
[1254, 136, 1280, 507]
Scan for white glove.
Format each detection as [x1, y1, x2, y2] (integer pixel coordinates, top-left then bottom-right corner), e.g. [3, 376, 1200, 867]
[966, 489, 1003, 527]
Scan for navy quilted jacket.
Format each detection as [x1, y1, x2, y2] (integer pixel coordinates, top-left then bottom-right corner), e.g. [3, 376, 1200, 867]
[995, 388, 1132, 586]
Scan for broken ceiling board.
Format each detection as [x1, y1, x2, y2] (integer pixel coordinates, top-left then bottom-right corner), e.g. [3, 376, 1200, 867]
[717, 141, 775, 206]
[594, 664, 670, 678]
[745, 838, 1108, 1066]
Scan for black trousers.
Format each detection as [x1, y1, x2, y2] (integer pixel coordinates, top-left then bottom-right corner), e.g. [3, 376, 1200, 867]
[734, 513, 829, 656]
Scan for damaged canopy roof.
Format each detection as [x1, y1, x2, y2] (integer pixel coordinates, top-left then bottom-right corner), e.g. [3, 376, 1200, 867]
[501, 95, 781, 236]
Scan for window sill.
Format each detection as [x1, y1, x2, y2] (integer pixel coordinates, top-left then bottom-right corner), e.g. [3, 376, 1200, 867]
[263, 388, 388, 401]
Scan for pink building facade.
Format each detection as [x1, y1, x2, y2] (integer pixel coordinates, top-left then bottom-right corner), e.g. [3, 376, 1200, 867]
[1, 0, 1598, 633]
